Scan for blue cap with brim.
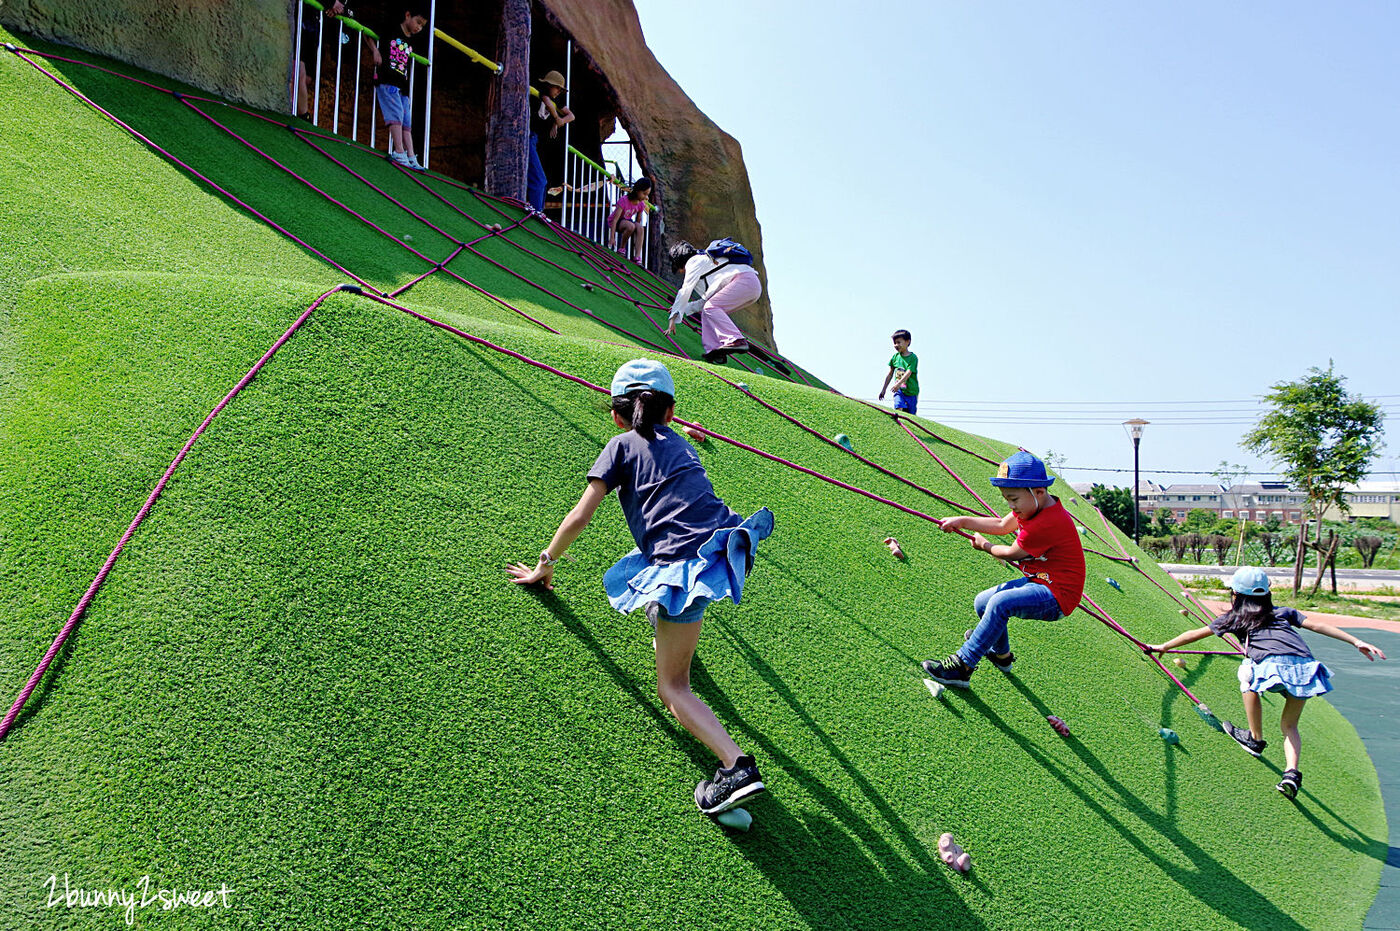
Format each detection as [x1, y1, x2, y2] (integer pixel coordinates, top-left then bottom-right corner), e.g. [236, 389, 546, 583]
[1230, 566, 1271, 596]
[610, 359, 675, 398]
[989, 451, 1055, 488]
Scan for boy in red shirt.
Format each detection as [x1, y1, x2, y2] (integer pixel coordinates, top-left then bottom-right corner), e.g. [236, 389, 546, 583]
[922, 451, 1085, 688]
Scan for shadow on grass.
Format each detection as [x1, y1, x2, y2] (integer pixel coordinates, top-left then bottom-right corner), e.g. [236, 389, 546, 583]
[3, 623, 78, 739]
[699, 620, 987, 930]
[950, 677, 1314, 930]
[519, 585, 985, 929]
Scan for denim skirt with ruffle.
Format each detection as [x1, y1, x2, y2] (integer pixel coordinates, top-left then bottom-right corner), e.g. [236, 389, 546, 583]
[1238, 653, 1334, 699]
[603, 508, 774, 619]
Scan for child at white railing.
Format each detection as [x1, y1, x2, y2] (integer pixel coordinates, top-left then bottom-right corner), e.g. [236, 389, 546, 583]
[365, 6, 429, 171]
[607, 178, 652, 261]
[293, 1, 345, 120]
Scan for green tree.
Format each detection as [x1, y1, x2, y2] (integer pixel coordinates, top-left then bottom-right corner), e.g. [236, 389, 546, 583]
[1089, 484, 1147, 538]
[1151, 508, 1177, 537]
[1182, 508, 1217, 533]
[1242, 363, 1385, 594]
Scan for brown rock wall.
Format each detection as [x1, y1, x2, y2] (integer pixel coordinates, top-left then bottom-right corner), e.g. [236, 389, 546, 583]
[0, 0, 291, 111]
[537, 0, 775, 347]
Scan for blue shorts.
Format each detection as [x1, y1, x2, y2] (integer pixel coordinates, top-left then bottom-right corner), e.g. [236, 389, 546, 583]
[893, 390, 917, 415]
[376, 85, 412, 129]
[649, 598, 710, 625]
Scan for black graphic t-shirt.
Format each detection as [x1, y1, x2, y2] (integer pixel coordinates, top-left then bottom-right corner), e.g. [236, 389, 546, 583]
[373, 21, 424, 92]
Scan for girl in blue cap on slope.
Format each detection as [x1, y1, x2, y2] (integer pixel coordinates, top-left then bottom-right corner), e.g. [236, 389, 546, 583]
[1147, 566, 1386, 799]
[508, 359, 774, 815]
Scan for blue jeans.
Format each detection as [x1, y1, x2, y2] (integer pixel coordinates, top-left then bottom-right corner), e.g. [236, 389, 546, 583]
[527, 133, 547, 211]
[957, 577, 1063, 668]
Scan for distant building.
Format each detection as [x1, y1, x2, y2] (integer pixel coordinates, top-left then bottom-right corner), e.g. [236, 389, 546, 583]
[1220, 482, 1306, 524]
[1321, 481, 1400, 523]
[1153, 483, 1226, 521]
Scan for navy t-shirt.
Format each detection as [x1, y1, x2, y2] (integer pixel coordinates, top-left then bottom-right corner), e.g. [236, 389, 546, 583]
[1210, 606, 1312, 661]
[588, 425, 740, 563]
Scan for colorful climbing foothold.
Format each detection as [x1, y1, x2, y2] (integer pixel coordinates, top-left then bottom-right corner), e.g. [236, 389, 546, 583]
[1046, 715, 1071, 737]
[834, 433, 853, 451]
[736, 383, 750, 392]
[1172, 657, 1186, 669]
[1179, 607, 1191, 616]
[923, 678, 944, 699]
[1159, 727, 1180, 745]
[581, 282, 594, 291]
[1106, 577, 1122, 591]
[883, 536, 905, 559]
[683, 425, 707, 443]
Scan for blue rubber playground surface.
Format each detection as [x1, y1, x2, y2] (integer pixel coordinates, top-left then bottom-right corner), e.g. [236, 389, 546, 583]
[1311, 628, 1400, 930]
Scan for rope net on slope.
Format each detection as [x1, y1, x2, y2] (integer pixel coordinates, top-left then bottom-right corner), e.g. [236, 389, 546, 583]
[2, 43, 1233, 739]
[4, 44, 821, 382]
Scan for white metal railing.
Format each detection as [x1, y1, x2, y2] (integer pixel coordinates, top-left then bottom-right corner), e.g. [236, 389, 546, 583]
[558, 39, 654, 268]
[291, 0, 434, 164]
[292, 2, 656, 262]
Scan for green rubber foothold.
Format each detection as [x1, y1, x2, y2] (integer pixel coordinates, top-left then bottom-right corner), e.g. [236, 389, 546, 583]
[715, 808, 752, 831]
[1159, 727, 1180, 745]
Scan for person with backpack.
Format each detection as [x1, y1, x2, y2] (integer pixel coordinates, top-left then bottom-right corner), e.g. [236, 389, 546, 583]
[665, 239, 762, 364]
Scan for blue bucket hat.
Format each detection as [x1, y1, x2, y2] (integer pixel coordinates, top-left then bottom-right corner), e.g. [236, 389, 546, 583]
[989, 451, 1055, 488]
[1230, 566, 1271, 596]
[610, 359, 675, 399]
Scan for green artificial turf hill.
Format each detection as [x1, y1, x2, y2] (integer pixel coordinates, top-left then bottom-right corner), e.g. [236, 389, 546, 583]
[0, 27, 1388, 930]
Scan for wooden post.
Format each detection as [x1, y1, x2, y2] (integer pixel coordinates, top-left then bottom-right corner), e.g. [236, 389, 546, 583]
[485, 0, 531, 200]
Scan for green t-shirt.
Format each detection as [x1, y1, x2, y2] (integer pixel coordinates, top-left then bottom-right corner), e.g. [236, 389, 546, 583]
[890, 351, 919, 397]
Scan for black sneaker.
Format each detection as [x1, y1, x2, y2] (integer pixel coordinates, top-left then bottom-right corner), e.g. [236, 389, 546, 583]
[921, 655, 973, 688]
[702, 349, 731, 364]
[964, 630, 1015, 672]
[695, 755, 765, 814]
[1222, 721, 1266, 757]
[1276, 768, 1302, 800]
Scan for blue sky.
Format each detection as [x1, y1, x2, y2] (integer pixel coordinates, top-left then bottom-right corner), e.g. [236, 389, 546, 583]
[632, 1, 1399, 487]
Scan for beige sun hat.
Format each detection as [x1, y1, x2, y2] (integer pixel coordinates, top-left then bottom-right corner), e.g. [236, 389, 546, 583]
[538, 70, 567, 89]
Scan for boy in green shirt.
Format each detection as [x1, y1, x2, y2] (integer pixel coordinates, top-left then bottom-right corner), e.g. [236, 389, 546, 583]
[878, 329, 919, 414]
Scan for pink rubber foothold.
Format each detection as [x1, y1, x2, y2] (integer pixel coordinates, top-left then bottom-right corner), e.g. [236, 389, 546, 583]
[883, 536, 905, 559]
[683, 425, 706, 442]
[955, 852, 971, 873]
[1047, 715, 1071, 737]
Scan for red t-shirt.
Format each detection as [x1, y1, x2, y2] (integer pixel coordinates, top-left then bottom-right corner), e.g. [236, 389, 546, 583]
[1013, 498, 1085, 616]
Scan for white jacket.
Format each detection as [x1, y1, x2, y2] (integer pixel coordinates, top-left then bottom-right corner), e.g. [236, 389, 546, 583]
[669, 254, 760, 322]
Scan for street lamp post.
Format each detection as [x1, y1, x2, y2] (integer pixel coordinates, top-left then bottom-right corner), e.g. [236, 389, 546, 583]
[1123, 419, 1150, 544]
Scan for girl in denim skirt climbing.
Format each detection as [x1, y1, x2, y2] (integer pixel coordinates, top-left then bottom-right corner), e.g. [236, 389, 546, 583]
[1147, 566, 1386, 799]
[507, 359, 774, 815]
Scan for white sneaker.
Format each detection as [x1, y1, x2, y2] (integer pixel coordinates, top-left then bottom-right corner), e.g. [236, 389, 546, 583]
[405, 155, 426, 172]
[388, 150, 412, 167]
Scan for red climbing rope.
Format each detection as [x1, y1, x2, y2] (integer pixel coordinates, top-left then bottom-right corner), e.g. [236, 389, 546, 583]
[0, 285, 345, 742]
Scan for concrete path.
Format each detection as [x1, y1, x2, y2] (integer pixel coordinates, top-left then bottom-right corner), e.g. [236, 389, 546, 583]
[1162, 563, 1400, 592]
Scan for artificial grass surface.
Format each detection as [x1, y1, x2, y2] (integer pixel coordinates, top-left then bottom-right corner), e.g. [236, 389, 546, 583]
[0, 25, 1388, 930]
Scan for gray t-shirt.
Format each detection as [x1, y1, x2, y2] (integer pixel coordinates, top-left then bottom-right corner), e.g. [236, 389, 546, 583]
[588, 425, 740, 563]
[1210, 606, 1311, 661]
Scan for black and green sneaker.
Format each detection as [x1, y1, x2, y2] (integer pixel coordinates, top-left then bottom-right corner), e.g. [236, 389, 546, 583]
[922, 655, 973, 688]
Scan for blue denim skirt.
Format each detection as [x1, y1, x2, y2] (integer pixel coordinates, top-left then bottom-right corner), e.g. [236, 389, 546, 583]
[1238, 653, 1333, 699]
[603, 508, 773, 619]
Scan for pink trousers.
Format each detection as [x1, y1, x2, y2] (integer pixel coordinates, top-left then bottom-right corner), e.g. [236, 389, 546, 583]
[700, 270, 761, 353]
